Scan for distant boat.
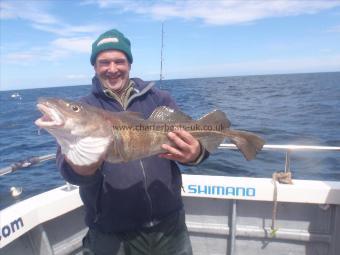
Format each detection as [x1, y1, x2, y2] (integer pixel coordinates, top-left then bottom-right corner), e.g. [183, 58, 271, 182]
[10, 92, 22, 99]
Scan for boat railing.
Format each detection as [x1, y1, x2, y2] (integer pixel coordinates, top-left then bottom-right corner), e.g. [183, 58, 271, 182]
[0, 143, 339, 197]
[0, 154, 56, 176]
[219, 143, 340, 173]
[219, 143, 340, 152]
[1, 144, 339, 177]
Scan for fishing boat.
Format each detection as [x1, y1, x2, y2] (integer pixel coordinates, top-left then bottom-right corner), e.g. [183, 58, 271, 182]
[1, 143, 340, 255]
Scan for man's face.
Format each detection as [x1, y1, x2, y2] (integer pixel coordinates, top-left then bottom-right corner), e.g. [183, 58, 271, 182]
[94, 50, 131, 92]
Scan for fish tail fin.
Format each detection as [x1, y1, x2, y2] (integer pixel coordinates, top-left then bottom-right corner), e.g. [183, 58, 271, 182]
[196, 110, 230, 152]
[196, 110, 265, 160]
[226, 130, 265, 160]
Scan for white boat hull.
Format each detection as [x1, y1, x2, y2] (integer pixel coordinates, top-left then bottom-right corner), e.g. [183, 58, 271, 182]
[1, 174, 340, 255]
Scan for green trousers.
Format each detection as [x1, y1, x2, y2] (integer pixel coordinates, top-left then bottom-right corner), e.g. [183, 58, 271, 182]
[82, 209, 193, 255]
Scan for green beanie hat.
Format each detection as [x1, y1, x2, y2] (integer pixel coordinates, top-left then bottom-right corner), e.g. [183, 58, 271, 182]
[90, 29, 133, 65]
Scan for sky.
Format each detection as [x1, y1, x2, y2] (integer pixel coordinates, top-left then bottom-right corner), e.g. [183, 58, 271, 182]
[1, 0, 340, 91]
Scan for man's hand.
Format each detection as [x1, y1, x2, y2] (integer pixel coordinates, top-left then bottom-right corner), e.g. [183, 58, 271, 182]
[65, 154, 105, 176]
[159, 129, 201, 164]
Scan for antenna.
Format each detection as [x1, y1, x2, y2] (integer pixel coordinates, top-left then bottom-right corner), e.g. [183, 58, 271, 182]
[160, 22, 164, 83]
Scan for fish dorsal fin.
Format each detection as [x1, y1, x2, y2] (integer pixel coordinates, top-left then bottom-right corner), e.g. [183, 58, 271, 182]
[198, 110, 231, 129]
[148, 106, 192, 122]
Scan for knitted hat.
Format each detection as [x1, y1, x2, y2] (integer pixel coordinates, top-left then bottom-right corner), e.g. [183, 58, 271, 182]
[90, 29, 133, 65]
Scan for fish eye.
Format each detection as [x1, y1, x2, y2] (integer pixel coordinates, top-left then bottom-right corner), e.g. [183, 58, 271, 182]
[71, 105, 81, 112]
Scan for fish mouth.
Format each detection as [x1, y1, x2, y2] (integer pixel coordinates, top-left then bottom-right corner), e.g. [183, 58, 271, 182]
[35, 103, 64, 128]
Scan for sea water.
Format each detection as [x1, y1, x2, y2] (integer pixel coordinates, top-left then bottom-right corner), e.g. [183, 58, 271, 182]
[0, 72, 339, 209]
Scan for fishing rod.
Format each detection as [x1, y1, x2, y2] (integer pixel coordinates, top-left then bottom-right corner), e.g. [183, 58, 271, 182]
[159, 22, 164, 84]
[0, 153, 56, 176]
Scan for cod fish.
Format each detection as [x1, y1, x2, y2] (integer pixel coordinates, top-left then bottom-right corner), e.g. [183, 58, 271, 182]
[35, 98, 265, 166]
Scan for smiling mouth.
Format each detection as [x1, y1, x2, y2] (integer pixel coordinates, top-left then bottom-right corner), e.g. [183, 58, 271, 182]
[108, 76, 122, 82]
[35, 103, 64, 128]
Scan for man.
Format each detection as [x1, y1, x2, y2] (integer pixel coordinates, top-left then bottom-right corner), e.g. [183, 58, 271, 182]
[57, 29, 207, 255]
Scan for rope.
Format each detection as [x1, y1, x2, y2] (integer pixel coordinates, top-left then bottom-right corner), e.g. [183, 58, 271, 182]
[270, 171, 293, 237]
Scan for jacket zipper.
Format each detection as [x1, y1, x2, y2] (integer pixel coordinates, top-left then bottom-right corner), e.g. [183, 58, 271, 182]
[122, 96, 154, 224]
[139, 159, 153, 222]
[94, 79, 156, 226]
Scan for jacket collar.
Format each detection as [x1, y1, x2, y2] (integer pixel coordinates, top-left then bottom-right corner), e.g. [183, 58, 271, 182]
[91, 75, 155, 108]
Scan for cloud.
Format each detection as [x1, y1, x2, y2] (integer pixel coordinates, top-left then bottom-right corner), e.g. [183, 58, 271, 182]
[3, 36, 93, 63]
[326, 24, 340, 32]
[93, 0, 340, 25]
[4, 48, 62, 63]
[1, 1, 101, 63]
[95, 0, 123, 8]
[0, 1, 59, 24]
[51, 37, 93, 53]
[6, 52, 36, 62]
[66, 74, 90, 80]
[1, 0, 110, 37]
[165, 54, 340, 78]
[31, 23, 101, 36]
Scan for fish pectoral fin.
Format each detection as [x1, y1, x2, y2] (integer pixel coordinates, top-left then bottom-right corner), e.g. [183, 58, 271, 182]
[105, 143, 122, 163]
[228, 130, 265, 160]
[148, 106, 193, 122]
[112, 131, 130, 162]
[65, 136, 111, 166]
